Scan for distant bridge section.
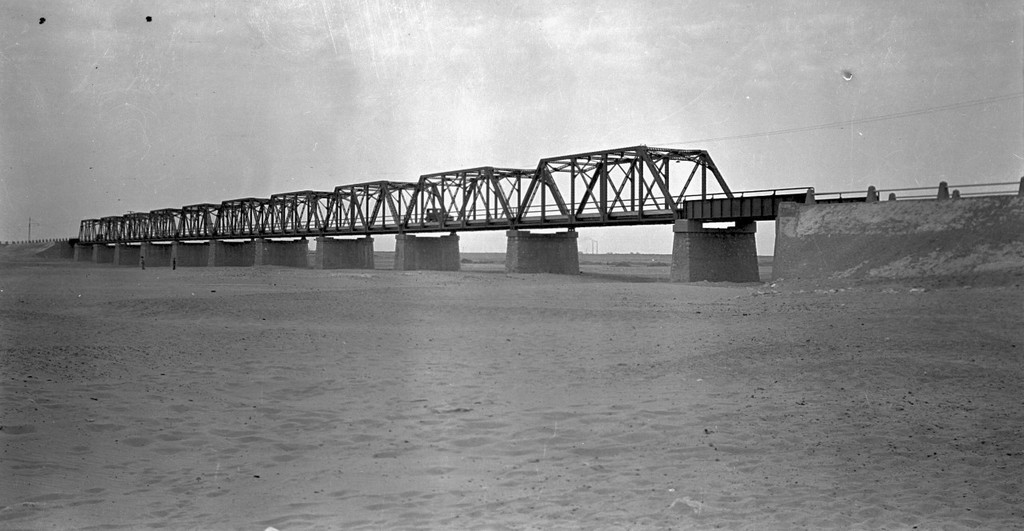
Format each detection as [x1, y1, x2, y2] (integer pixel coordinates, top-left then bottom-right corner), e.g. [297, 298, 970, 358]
[77, 146, 812, 243]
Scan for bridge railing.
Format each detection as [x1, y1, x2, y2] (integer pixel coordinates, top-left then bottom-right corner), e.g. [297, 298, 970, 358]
[677, 186, 812, 201]
[816, 180, 1021, 202]
[2, 238, 75, 245]
[877, 181, 1020, 200]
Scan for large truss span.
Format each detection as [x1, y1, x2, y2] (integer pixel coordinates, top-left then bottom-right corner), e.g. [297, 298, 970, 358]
[77, 146, 813, 243]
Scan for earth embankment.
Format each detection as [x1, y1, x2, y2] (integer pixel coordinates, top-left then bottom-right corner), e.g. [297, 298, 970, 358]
[0, 241, 73, 262]
[773, 195, 1024, 285]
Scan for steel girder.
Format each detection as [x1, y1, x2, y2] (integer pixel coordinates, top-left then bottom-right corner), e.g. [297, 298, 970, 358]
[682, 191, 811, 220]
[215, 198, 269, 237]
[97, 216, 123, 242]
[149, 209, 182, 240]
[406, 167, 532, 230]
[327, 181, 418, 234]
[265, 190, 333, 236]
[180, 203, 220, 239]
[120, 212, 151, 241]
[324, 188, 357, 233]
[78, 219, 100, 243]
[517, 146, 732, 227]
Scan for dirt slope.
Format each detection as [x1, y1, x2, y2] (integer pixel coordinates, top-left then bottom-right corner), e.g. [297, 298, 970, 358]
[774, 196, 1024, 286]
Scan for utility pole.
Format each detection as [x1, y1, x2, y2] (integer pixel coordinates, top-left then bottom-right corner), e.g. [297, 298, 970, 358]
[27, 217, 40, 241]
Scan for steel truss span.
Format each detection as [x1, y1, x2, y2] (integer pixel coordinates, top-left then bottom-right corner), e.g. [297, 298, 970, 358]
[77, 145, 812, 243]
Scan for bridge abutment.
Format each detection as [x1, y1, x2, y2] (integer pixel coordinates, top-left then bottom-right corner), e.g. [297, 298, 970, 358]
[113, 244, 140, 266]
[254, 238, 309, 268]
[671, 220, 759, 282]
[505, 230, 579, 274]
[394, 233, 460, 271]
[142, 243, 173, 267]
[314, 236, 374, 269]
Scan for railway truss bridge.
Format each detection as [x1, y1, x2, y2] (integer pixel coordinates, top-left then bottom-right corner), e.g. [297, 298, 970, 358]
[72, 145, 850, 281]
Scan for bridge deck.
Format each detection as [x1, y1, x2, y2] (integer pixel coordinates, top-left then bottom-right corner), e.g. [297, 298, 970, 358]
[81, 192, 814, 242]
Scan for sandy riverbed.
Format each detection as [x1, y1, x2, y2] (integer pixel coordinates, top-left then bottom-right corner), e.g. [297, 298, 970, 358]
[1, 259, 1022, 529]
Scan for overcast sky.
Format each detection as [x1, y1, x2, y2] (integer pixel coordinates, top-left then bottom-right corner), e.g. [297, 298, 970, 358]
[2, 1, 1021, 253]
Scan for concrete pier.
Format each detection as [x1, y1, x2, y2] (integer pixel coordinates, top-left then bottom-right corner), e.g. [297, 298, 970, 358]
[142, 243, 173, 267]
[208, 240, 254, 267]
[114, 244, 141, 266]
[254, 238, 309, 268]
[505, 230, 579, 274]
[671, 220, 759, 282]
[313, 236, 374, 269]
[92, 244, 114, 264]
[171, 242, 209, 267]
[394, 233, 460, 271]
[74, 244, 92, 262]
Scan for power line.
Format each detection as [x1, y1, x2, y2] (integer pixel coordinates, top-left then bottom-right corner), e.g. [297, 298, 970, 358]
[658, 91, 1024, 146]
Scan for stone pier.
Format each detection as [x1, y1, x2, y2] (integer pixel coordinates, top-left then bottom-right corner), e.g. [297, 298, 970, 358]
[113, 244, 140, 266]
[208, 240, 255, 267]
[142, 243, 173, 267]
[74, 244, 93, 262]
[172, 242, 209, 267]
[671, 220, 759, 282]
[313, 236, 374, 269]
[254, 238, 309, 268]
[394, 233, 460, 271]
[92, 244, 114, 263]
[505, 230, 579, 274]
